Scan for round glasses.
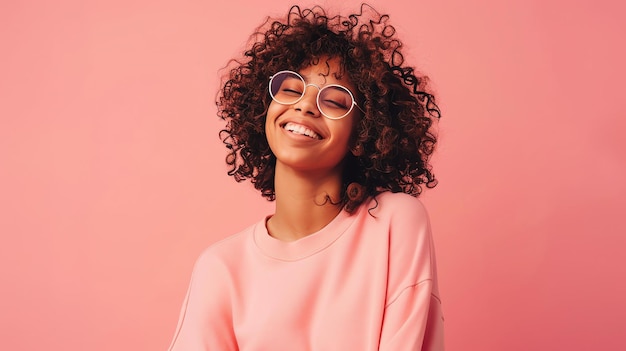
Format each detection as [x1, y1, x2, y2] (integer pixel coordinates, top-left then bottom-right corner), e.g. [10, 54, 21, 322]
[269, 70, 363, 120]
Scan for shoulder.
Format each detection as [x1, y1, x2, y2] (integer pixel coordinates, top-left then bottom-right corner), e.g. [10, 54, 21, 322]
[372, 193, 436, 286]
[192, 221, 258, 273]
[369, 192, 433, 254]
[370, 191, 430, 221]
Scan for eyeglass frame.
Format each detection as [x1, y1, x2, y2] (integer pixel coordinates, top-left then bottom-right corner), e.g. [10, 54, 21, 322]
[268, 70, 365, 120]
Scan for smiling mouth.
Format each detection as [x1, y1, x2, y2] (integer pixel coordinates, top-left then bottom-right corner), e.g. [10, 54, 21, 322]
[282, 122, 322, 140]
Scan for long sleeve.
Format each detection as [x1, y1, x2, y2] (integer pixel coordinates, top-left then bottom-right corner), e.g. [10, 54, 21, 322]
[168, 250, 238, 351]
[378, 195, 445, 351]
[378, 281, 444, 351]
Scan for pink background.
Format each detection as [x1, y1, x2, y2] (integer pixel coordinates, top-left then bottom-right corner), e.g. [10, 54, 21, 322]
[1, 0, 625, 350]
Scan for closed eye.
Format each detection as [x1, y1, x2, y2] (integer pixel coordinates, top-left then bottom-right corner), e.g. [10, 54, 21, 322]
[282, 88, 303, 95]
[320, 99, 349, 109]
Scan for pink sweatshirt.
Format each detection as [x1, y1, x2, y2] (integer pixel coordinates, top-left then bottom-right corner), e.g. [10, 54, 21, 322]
[168, 192, 444, 350]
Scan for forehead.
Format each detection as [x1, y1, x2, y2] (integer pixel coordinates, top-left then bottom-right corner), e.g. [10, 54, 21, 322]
[297, 57, 354, 88]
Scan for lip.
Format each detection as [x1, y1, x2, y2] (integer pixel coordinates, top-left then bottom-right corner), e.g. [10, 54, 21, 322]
[279, 119, 326, 140]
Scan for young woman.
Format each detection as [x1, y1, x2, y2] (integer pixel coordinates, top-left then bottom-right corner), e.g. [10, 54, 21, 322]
[169, 4, 444, 350]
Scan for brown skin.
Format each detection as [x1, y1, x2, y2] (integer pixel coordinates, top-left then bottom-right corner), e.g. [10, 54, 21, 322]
[265, 58, 359, 241]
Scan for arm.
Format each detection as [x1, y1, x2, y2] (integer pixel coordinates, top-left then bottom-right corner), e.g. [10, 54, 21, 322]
[168, 250, 238, 351]
[378, 194, 445, 351]
[378, 281, 444, 351]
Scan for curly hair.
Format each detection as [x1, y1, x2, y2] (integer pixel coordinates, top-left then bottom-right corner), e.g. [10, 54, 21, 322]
[217, 3, 440, 213]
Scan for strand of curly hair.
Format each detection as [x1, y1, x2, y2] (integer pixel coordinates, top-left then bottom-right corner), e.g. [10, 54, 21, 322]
[217, 3, 440, 213]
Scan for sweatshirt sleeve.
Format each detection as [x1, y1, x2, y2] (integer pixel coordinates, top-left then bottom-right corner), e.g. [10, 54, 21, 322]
[378, 281, 445, 351]
[378, 194, 445, 351]
[168, 250, 238, 351]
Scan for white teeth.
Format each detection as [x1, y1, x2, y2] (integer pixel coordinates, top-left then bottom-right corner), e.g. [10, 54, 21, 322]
[283, 122, 321, 140]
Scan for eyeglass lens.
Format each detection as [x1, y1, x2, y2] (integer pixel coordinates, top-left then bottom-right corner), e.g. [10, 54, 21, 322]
[270, 71, 355, 119]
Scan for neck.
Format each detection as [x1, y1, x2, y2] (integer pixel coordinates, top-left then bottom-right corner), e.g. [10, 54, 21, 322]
[267, 161, 344, 242]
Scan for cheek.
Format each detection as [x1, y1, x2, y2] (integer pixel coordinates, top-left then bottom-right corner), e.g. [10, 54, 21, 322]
[266, 102, 285, 125]
[265, 102, 286, 148]
[334, 118, 357, 146]
[265, 104, 278, 131]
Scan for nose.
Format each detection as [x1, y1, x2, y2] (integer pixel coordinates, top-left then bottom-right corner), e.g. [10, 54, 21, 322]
[293, 84, 321, 117]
